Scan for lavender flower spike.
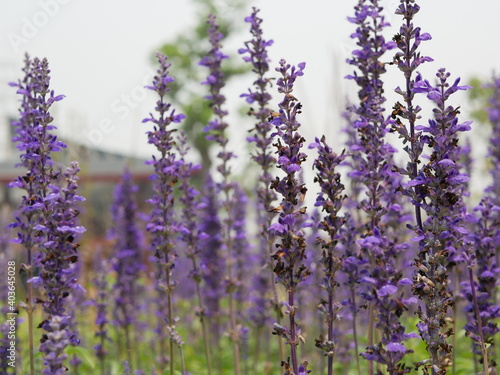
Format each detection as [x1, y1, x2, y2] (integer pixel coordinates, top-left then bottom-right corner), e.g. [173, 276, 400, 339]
[269, 59, 309, 375]
[143, 52, 185, 374]
[9, 55, 83, 374]
[200, 14, 241, 375]
[92, 257, 112, 375]
[109, 168, 145, 370]
[463, 75, 500, 373]
[38, 161, 86, 375]
[310, 136, 346, 375]
[409, 69, 471, 375]
[239, 6, 283, 361]
[391, 0, 433, 232]
[346, 2, 416, 373]
[9, 55, 66, 375]
[176, 131, 213, 374]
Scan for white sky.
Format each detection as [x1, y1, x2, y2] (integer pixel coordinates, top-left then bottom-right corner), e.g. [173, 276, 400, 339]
[0, 0, 499, 169]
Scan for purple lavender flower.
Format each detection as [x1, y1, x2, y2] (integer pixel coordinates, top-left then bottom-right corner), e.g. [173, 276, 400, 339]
[309, 136, 346, 374]
[175, 131, 213, 373]
[462, 75, 500, 373]
[198, 174, 224, 346]
[143, 52, 185, 373]
[37, 161, 86, 374]
[239, 7, 276, 189]
[282, 360, 311, 375]
[39, 315, 71, 375]
[199, 14, 232, 165]
[109, 168, 145, 370]
[92, 256, 112, 375]
[268, 58, 309, 374]
[239, 7, 282, 354]
[200, 14, 242, 374]
[482, 75, 500, 200]
[232, 185, 251, 310]
[407, 69, 471, 374]
[391, 0, 433, 232]
[345, 2, 417, 372]
[175, 131, 204, 287]
[9, 55, 84, 374]
[8, 55, 68, 374]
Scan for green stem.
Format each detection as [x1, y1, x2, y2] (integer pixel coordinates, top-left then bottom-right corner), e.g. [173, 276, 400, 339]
[288, 292, 298, 374]
[179, 345, 186, 375]
[27, 282, 35, 375]
[25, 240, 35, 375]
[167, 286, 174, 375]
[351, 288, 362, 375]
[124, 324, 132, 372]
[194, 274, 212, 375]
[271, 269, 285, 363]
[452, 270, 458, 375]
[468, 268, 489, 375]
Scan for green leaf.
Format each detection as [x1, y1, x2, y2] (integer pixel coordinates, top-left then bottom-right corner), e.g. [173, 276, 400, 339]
[65, 345, 96, 370]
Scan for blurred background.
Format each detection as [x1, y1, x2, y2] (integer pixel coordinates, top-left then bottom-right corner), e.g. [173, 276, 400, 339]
[0, 0, 499, 240]
[0, 3, 499, 372]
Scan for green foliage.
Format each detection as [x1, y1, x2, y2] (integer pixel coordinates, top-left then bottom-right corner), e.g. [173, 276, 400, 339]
[66, 345, 96, 372]
[9, 285, 480, 375]
[155, 0, 250, 174]
[467, 76, 494, 125]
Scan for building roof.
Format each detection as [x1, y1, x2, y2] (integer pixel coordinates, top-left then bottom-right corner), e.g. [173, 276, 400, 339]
[0, 142, 151, 184]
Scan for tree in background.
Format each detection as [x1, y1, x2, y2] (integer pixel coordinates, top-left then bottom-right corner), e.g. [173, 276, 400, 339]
[156, 0, 249, 178]
[468, 77, 494, 125]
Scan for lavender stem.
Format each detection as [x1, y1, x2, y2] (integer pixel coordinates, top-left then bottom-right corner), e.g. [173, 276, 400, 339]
[468, 268, 489, 375]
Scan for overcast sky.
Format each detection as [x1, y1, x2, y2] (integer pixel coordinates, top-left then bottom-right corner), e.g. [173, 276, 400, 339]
[1, 0, 499, 165]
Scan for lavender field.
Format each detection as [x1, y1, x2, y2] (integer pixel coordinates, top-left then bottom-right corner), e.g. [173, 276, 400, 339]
[1, 0, 499, 374]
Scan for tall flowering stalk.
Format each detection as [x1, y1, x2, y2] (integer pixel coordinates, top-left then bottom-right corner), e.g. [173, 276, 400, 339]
[336, 212, 366, 374]
[463, 75, 500, 373]
[109, 168, 145, 371]
[239, 7, 284, 362]
[232, 185, 251, 314]
[339, 111, 367, 375]
[403, 69, 472, 374]
[143, 52, 185, 375]
[9, 55, 84, 374]
[175, 131, 213, 374]
[391, 0, 433, 232]
[199, 14, 241, 375]
[346, 1, 416, 373]
[37, 161, 86, 374]
[390, 4, 454, 373]
[92, 257, 112, 375]
[309, 136, 346, 375]
[231, 186, 252, 373]
[268, 59, 310, 375]
[8, 55, 62, 375]
[198, 175, 224, 351]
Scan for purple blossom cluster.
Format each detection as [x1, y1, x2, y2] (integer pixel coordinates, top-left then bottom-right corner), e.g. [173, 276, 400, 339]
[109, 168, 146, 370]
[8, 55, 85, 375]
[143, 51, 186, 374]
[406, 69, 472, 374]
[239, 7, 284, 360]
[309, 136, 346, 374]
[267, 58, 310, 375]
[4, 1, 500, 375]
[344, 2, 417, 374]
[91, 256, 112, 374]
[462, 75, 500, 372]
